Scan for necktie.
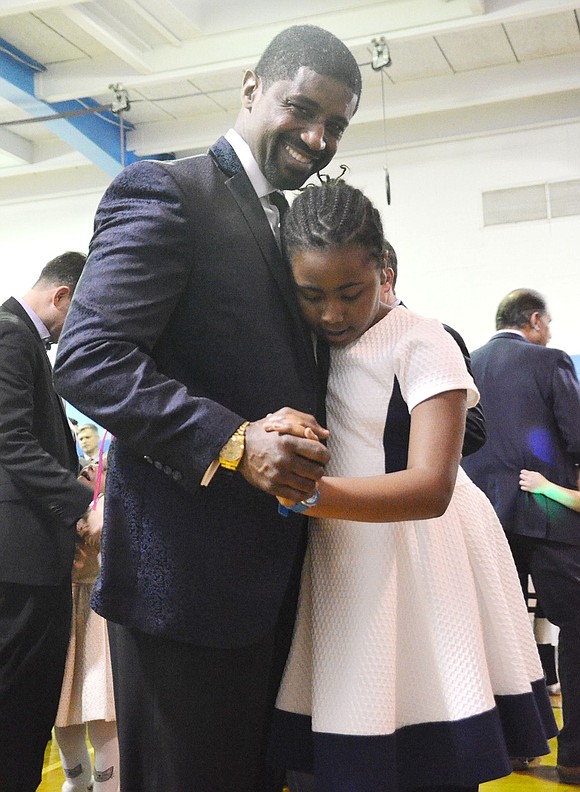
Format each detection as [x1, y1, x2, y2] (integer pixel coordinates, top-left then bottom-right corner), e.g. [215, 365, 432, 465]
[267, 191, 289, 246]
[268, 190, 289, 217]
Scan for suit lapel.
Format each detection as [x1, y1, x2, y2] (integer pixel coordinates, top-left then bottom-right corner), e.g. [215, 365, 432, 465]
[209, 138, 317, 375]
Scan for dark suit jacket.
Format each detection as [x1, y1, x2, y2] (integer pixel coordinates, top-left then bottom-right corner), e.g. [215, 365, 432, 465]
[54, 138, 321, 648]
[382, 313, 486, 473]
[462, 331, 580, 545]
[0, 298, 92, 585]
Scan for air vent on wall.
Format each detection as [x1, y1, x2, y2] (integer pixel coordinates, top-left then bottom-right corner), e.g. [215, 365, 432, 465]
[482, 179, 580, 226]
[550, 180, 580, 219]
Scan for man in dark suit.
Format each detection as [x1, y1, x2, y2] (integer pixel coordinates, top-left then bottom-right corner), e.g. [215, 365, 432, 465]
[53, 25, 361, 792]
[462, 288, 580, 784]
[0, 252, 102, 792]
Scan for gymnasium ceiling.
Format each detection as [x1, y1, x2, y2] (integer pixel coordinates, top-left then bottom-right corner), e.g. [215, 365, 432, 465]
[0, 0, 579, 203]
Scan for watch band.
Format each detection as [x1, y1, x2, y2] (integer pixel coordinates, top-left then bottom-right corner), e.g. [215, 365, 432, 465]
[277, 488, 320, 517]
[218, 421, 249, 471]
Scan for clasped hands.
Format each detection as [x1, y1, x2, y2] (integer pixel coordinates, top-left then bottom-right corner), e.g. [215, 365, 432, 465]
[239, 407, 329, 507]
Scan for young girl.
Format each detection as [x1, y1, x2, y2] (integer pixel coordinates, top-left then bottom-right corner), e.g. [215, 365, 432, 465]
[54, 458, 119, 792]
[266, 182, 557, 792]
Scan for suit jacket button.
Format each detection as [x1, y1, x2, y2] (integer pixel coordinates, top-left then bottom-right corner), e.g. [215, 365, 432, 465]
[163, 465, 172, 476]
[172, 470, 182, 482]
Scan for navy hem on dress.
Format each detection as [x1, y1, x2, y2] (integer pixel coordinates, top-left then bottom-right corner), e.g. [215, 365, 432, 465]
[269, 679, 557, 792]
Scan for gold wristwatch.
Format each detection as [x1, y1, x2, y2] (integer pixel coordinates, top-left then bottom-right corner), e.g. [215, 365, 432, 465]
[218, 421, 249, 471]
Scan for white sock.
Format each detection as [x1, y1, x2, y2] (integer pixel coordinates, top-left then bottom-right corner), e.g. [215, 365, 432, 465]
[88, 720, 120, 792]
[54, 724, 93, 791]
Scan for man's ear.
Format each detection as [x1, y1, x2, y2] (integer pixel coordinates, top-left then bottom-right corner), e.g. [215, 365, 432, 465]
[241, 70, 260, 109]
[383, 266, 395, 287]
[53, 285, 71, 307]
[529, 311, 542, 331]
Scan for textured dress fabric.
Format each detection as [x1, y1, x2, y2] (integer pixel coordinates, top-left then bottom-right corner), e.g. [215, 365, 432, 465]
[271, 308, 557, 792]
[55, 541, 116, 726]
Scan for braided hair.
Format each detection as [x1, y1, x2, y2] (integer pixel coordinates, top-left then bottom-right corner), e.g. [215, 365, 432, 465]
[282, 181, 386, 268]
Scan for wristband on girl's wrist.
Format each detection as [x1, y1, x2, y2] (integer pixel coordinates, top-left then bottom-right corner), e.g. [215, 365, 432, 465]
[277, 488, 320, 517]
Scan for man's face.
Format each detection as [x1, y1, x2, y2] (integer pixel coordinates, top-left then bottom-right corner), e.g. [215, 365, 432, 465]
[78, 428, 100, 458]
[241, 67, 358, 190]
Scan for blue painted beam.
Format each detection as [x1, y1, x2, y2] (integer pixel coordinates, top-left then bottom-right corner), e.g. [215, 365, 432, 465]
[0, 37, 142, 175]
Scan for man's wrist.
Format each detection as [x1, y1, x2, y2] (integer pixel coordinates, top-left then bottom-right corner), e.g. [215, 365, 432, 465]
[200, 421, 250, 486]
[218, 421, 250, 472]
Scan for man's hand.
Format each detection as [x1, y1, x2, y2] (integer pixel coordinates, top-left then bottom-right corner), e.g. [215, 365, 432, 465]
[240, 408, 330, 502]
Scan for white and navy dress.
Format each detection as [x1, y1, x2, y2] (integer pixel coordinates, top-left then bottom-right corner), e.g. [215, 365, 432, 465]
[270, 307, 557, 792]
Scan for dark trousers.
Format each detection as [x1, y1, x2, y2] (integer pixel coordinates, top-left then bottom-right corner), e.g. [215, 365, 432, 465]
[108, 621, 291, 792]
[0, 578, 72, 792]
[507, 534, 580, 766]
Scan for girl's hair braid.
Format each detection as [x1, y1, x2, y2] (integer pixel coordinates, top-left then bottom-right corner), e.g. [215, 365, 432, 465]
[282, 181, 385, 267]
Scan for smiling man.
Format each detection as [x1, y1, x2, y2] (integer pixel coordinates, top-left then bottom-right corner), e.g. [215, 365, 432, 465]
[54, 24, 361, 792]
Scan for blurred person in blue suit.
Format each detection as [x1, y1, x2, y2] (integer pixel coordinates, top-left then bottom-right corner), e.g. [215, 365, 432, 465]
[463, 288, 580, 784]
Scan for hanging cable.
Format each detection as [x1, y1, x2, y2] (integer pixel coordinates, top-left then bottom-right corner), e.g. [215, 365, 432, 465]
[369, 36, 393, 206]
[380, 68, 391, 206]
[119, 112, 126, 168]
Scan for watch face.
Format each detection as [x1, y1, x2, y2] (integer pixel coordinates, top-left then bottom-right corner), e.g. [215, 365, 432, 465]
[221, 437, 243, 462]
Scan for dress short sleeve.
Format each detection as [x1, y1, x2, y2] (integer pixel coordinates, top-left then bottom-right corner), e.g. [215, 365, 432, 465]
[392, 310, 479, 413]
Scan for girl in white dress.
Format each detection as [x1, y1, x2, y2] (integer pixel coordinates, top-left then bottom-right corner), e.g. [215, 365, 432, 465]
[266, 181, 557, 792]
[54, 460, 119, 792]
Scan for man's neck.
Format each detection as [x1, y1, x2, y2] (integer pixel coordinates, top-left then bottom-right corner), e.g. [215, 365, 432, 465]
[224, 129, 275, 198]
[495, 327, 530, 341]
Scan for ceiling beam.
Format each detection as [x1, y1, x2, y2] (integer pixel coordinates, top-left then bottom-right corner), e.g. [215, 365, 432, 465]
[0, 37, 137, 175]
[62, 4, 153, 73]
[0, 0, 78, 17]
[123, 0, 183, 47]
[33, 0, 580, 106]
[0, 125, 33, 163]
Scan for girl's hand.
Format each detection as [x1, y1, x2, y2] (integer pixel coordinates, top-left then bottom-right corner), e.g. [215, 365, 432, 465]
[519, 469, 548, 494]
[261, 408, 327, 509]
[263, 407, 328, 442]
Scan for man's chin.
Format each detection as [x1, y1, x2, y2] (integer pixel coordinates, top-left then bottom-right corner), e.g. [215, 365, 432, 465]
[268, 158, 322, 191]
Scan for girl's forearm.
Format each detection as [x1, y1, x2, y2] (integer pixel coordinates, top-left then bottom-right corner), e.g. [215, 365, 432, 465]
[537, 481, 580, 512]
[307, 468, 456, 522]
